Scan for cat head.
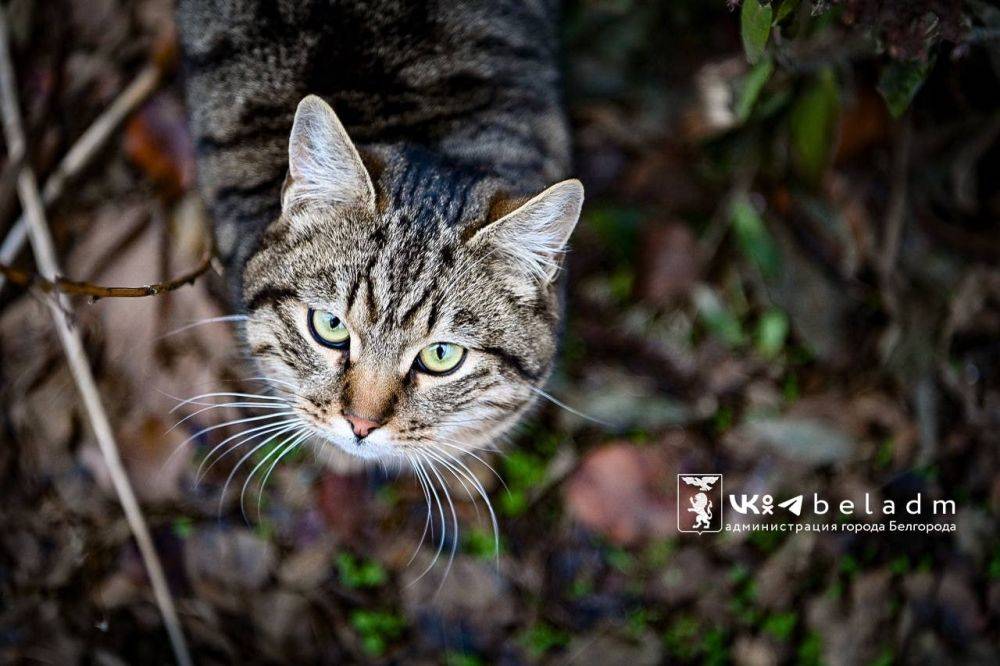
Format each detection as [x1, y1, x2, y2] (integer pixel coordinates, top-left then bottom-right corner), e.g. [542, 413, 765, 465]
[241, 95, 583, 463]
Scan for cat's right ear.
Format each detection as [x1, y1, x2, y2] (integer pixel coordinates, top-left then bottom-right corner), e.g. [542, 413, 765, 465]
[282, 95, 376, 212]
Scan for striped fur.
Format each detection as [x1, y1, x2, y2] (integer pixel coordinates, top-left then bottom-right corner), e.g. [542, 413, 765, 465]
[178, 1, 581, 462]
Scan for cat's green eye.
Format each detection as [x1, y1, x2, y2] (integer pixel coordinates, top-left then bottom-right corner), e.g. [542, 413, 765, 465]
[416, 342, 466, 375]
[308, 309, 350, 349]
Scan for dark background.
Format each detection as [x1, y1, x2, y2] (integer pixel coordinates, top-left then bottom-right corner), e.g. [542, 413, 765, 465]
[1, 0, 997, 663]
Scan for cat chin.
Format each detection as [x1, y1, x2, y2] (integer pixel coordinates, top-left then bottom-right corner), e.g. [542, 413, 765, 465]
[316, 428, 398, 463]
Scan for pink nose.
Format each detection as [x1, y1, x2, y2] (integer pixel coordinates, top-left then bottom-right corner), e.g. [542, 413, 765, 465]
[344, 413, 381, 438]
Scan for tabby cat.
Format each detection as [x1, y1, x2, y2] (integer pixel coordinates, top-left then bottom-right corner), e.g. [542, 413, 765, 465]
[177, 0, 582, 469]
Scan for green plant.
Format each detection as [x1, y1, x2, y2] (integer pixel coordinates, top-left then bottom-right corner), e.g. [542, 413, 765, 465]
[500, 450, 549, 516]
[171, 517, 193, 539]
[521, 623, 570, 658]
[664, 616, 730, 663]
[445, 652, 484, 666]
[755, 309, 789, 359]
[605, 546, 636, 573]
[336, 553, 388, 589]
[463, 527, 503, 559]
[989, 547, 1000, 580]
[350, 610, 406, 656]
[663, 615, 701, 661]
[798, 631, 824, 665]
[761, 612, 796, 642]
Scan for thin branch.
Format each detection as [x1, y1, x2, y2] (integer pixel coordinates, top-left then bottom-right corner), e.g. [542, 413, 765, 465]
[0, 62, 161, 288]
[0, 247, 214, 300]
[0, 11, 193, 666]
[878, 118, 913, 317]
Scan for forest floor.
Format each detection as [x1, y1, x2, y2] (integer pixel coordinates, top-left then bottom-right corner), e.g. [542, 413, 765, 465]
[0, 1, 997, 664]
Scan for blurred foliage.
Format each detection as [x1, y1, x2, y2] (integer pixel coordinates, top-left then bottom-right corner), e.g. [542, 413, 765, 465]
[336, 552, 388, 589]
[349, 609, 407, 656]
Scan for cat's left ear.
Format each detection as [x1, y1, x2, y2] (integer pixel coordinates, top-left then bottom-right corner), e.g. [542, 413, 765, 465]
[469, 179, 584, 283]
[282, 95, 376, 212]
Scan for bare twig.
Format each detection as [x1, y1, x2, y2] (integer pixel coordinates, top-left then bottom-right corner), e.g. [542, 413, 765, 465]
[0, 11, 193, 666]
[878, 118, 912, 316]
[952, 113, 1000, 214]
[0, 248, 213, 300]
[0, 62, 161, 288]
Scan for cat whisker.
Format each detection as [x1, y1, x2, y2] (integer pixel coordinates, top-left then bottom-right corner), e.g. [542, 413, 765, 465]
[434, 414, 506, 426]
[237, 377, 303, 402]
[167, 401, 291, 434]
[421, 454, 459, 593]
[257, 427, 315, 520]
[405, 454, 434, 568]
[218, 422, 305, 517]
[169, 391, 289, 413]
[243, 375, 298, 391]
[159, 409, 296, 475]
[179, 411, 298, 450]
[424, 447, 500, 562]
[156, 314, 249, 340]
[528, 385, 612, 427]
[401, 425, 504, 455]
[241, 376, 302, 400]
[422, 448, 481, 522]
[199, 375, 300, 400]
[322, 437, 338, 469]
[406, 455, 447, 589]
[433, 438, 508, 491]
[242, 427, 311, 524]
[195, 420, 300, 483]
[239, 429, 302, 524]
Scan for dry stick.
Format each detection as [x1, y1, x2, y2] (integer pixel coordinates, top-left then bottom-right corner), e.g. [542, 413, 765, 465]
[878, 119, 912, 318]
[0, 62, 161, 288]
[0, 12, 193, 666]
[0, 248, 213, 300]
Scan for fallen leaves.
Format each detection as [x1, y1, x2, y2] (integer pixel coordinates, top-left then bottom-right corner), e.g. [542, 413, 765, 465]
[564, 441, 678, 546]
[124, 92, 195, 200]
[184, 527, 276, 606]
[733, 417, 855, 466]
[635, 221, 701, 307]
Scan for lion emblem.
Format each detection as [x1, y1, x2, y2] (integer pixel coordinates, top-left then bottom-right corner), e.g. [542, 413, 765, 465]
[687, 492, 713, 529]
[678, 474, 721, 533]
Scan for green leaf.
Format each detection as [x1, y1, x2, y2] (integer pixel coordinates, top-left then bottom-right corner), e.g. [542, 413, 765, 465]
[730, 197, 781, 279]
[798, 631, 824, 666]
[756, 308, 789, 358]
[463, 528, 503, 559]
[350, 610, 406, 656]
[694, 286, 746, 348]
[773, 0, 801, 24]
[741, 0, 773, 64]
[445, 653, 484, 666]
[735, 56, 774, 123]
[172, 517, 193, 539]
[878, 59, 932, 118]
[521, 624, 570, 658]
[762, 612, 797, 642]
[336, 553, 388, 588]
[790, 68, 840, 185]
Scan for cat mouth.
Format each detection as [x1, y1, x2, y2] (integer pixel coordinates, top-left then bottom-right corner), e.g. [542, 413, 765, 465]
[313, 425, 397, 461]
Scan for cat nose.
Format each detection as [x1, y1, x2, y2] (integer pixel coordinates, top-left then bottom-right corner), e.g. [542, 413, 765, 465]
[344, 413, 381, 438]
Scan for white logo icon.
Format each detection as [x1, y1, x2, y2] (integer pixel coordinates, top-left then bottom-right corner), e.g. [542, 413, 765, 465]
[677, 474, 723, 534]
[778, 495, 804, 516]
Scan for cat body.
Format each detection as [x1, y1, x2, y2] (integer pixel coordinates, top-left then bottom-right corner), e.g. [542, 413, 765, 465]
[177, 0, 582, 463]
